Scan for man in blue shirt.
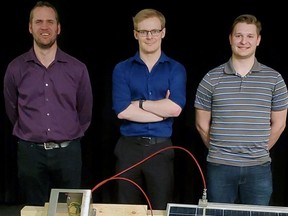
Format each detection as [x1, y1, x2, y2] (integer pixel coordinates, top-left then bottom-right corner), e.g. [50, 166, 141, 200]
[112, 8, 187, 210]
[3, 1, 93, 206]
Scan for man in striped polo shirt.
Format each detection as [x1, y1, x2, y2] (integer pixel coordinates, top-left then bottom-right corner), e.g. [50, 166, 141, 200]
[194, 14, 288, 205]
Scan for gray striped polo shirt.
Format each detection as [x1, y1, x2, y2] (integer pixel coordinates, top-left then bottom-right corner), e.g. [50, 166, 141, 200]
[194, 58, 288, 166]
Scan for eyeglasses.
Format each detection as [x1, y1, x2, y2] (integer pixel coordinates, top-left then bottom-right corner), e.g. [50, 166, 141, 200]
[135, 29, 163, 37]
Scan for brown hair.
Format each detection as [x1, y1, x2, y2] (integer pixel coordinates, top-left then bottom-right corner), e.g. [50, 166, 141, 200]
[230, 14, 262, 35]
[29, 1, 59, 24]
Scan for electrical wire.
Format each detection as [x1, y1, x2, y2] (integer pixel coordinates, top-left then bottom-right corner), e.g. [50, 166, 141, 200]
[91, 145, 207, 215]
[92, 176, 154, 215]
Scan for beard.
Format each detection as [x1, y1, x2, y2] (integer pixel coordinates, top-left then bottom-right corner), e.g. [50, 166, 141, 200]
[35, 37, 57, 49]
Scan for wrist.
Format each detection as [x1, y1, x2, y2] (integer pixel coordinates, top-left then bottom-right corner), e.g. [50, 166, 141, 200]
[139, 99, 145, 110]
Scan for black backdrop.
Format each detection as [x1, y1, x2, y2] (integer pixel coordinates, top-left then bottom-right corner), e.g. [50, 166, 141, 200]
[1, 0, 288, 207]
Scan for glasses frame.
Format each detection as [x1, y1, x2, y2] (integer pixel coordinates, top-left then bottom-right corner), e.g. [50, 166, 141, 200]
[135, 28, 163, 37]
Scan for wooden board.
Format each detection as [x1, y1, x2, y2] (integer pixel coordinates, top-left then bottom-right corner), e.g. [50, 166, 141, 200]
[21, 203, 166, 216]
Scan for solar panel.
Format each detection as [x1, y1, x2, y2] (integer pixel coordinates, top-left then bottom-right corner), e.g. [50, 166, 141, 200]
[166, 202, 288, 216]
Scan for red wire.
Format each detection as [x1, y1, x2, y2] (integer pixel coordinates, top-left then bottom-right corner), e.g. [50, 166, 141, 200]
[91, 145, 207, 214]
[93, 176, 154, 215]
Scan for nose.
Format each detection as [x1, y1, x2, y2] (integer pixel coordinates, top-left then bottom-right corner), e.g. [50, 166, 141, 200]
[240, 36, 248, 44]
[146, 31, 153, 38]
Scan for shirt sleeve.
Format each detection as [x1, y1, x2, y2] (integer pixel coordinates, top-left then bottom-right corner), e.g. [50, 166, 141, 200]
[77, 65, 93, 132]
[272, 73, 288, 111]
[168, 62, 187, 108]
[112, 62, 133, 115]
[3, 62, 19, 125]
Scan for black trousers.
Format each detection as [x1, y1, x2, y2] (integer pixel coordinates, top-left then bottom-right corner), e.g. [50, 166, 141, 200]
[114, 136, 174, 210]
[17, 139, 82, 206]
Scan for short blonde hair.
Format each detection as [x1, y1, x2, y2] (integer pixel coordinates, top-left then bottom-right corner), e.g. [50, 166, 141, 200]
[133, 9, 166, 30]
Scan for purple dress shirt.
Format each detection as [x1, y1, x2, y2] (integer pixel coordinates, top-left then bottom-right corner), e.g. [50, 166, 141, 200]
[4, 48, 93, 143]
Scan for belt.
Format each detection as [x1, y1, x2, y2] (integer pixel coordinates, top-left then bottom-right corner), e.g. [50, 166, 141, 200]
[37, 141, 71, 150]
[125, 136, 170, 146]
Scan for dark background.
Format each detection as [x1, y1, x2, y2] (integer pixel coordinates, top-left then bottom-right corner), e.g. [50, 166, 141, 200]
[1, 0, 288, 208]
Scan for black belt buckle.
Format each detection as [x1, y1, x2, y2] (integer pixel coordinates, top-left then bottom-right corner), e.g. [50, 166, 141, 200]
[140, 137, 153, 146]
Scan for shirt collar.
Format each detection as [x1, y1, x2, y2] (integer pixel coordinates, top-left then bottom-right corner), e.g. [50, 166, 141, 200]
[132, 51, 169, 64]
[224, 57, 261, 75]
[25, 47, 67, 64]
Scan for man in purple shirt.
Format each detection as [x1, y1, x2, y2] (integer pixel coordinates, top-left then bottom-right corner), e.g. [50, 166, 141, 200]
[3, 1, 93, 206]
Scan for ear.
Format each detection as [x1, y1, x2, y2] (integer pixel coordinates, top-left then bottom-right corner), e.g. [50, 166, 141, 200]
[133, 30, 139, 40]
[57, 23, 61, 35]
[161, 28, 166, 39]
[256, 35, 261, 46]
[228, 34, 232, 45]
[29, 23, 32, 34]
